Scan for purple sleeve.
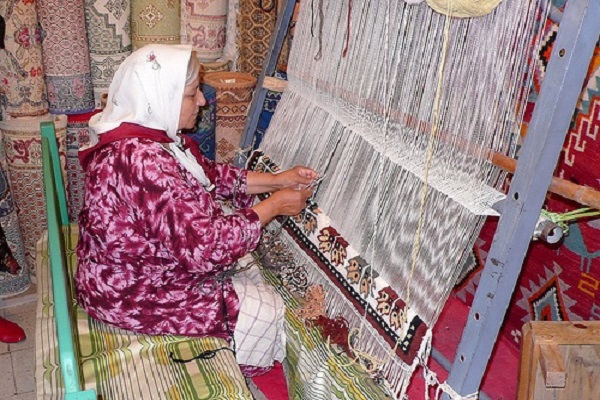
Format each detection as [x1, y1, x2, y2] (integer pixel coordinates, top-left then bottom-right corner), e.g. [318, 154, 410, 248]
[129, 142, 262, 272]
[184, 136, 255, 208]
[213, 163, 256, 209]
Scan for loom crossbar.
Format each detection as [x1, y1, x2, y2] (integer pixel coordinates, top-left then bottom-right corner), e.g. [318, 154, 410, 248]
[443, 1, 600, 398]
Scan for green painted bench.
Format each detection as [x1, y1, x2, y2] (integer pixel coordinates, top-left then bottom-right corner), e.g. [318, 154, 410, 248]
[35, 121, 253, 400]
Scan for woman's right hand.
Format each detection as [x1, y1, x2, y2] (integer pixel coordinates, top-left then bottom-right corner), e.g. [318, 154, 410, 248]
[270, 188, 313, 215]
[251, 188, 313, 225]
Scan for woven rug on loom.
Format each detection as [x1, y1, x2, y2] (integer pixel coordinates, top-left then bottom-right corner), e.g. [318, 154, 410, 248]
[453, 11, 600, 351]
[0, 0, 48, 118]
[0, 114, 67, 276]
[83, 0, 132, 109]
[0, 136, 29, 298]
[181, 0, 227, 62]
[246, 1, 552, 397]
[37, 0, 95, 115]
[248, 152, 432, 393]
[204, 72, 256, 164]
[131, 0, 180, 51]
[66, 111, 99, 223]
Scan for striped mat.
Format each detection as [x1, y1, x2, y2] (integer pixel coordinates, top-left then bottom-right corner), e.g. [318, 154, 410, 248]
[35, 224, 252, 400]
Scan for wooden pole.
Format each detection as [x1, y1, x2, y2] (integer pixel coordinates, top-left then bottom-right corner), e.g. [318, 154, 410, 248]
[491, 152, 600, 210]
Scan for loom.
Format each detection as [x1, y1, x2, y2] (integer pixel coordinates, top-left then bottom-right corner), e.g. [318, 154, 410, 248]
[237, 0, 600, 398]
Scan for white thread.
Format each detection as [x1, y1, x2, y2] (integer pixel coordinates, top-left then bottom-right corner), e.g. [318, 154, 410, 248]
[256, 0, 549, 397]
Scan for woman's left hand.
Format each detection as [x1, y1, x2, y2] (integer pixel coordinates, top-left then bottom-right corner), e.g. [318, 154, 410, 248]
[246, 166, 319, 195]
[276, 166, 319, 189]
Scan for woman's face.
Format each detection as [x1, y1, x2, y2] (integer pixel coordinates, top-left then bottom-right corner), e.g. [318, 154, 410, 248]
[178, 75, 206, 131]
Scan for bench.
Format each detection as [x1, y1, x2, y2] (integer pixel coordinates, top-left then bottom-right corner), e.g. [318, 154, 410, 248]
[35, 121, 253, 399]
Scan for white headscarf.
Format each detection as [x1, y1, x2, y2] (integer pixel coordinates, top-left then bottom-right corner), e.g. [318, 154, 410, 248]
[87, 44, 213, 189]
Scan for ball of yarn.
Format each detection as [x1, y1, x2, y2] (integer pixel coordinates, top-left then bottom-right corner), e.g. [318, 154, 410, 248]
[426, 0, 503, 17]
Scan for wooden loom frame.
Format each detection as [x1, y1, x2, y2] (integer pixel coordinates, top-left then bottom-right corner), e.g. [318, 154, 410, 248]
[236, 0, 600, 398]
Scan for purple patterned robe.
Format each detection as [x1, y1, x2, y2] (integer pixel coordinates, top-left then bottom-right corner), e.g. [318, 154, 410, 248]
[75, 123, 262, 338]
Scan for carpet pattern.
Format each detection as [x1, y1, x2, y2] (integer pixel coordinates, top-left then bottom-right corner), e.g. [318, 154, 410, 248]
[0, 114, 67, 276]
[453, 6, 600, 350]
[0, 0, 48, 118]
[249, 152, 431, 380]
[181, 0, 227, 62]
[36, 0, 95, 114]
[187, 83, 217, 160]
[0, 134, 29, 298]
[131, 0, 180, 50]
[252, 72, 286, 151]
[236, 0, 278, 78]
[84, 0, 132, 108]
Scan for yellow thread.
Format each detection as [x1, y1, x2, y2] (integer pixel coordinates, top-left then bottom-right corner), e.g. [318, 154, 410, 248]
[327, 327, 402, 374]
[403, 0, 454, 325]
[325, 2, 456, 377]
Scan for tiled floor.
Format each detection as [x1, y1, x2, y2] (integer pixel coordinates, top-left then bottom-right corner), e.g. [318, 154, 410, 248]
[0, 285, 37, 400]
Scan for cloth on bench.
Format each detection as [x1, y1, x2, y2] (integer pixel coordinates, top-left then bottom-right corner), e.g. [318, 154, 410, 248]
[35, 224, 253, 400]
[261, 268, 390, 399]
[232, 254, 286, 369]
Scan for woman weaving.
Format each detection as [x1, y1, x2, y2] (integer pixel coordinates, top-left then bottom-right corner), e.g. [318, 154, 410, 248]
[75, 44, 316, 376]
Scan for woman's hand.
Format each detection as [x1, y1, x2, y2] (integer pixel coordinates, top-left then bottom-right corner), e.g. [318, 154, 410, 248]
[251, 187, 313, 225]
[274, 166, 319, 189]
[246, 166, 319, 194]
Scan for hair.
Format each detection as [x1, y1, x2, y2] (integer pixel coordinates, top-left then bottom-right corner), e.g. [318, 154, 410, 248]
[185, 51, 202, 86]
[0, 16, 5, 50]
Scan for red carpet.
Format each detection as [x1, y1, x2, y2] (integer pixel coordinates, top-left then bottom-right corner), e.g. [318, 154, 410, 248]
[252, 362, 289, 400]
[407, 296, 519, 400]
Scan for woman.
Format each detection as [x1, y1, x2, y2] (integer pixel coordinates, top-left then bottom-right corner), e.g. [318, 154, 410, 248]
[75, 44, 316, 375]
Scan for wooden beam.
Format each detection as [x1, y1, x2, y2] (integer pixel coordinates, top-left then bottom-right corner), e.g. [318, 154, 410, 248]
[492, 153, 600, 211]
[539, 344, 567, 388]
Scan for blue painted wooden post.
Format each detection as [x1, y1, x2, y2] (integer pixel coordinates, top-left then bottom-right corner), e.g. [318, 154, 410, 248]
[234, 0, 296, 167]
[442, 1, 600, 398]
